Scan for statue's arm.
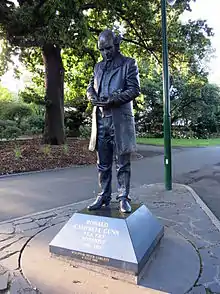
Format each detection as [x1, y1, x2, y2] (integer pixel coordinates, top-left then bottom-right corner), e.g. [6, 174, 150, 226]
[112, 58, 140, 106]
[87, 66, 98, 101]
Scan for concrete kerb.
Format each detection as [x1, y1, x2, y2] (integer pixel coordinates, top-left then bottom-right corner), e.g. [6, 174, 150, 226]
[146, 183, 220, 232]
[181, 184, 220, 232]
[0, 164, 88, 180]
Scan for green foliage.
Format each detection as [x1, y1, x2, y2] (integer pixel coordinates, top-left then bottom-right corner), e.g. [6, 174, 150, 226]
[19, 86, 45, 105]
[14, 146, 22, 160]
[79, 124, 91, 139]
[0, 0, 88, 49]
[0, 119, 16, 128]
[19, 114, 44, 135]
[0, 99, 43, 137]
[26, 115, 44, 134]
[0, 101, 33, 126]
[0, 84, 15, 101]
[64, 103, 89, 137]
[87, 0, 213, 75]
[135, 71, 164, 134]
[18, 47, 94, 138]
[0, 38, 14, 76]
[0, 119, 16, 139]
[42, 145, 51, 156]
[1, 125, 22, 140]
[136, 70, 220, 139]
[0, 0, 213, 80]
[0, 0, 215, 142]
[62, 144, 69, 154]
[189, 84, 220, 138]
[171, 80, 220, 135]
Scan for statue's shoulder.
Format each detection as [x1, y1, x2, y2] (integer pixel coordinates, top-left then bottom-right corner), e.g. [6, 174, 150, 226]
[94, 61, 104, 71]
[121, 55, 137, 65]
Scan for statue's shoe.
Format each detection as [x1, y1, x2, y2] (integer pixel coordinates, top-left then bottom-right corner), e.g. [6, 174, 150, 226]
[119, 199, 132, 213]
[87, 196, 111, 210]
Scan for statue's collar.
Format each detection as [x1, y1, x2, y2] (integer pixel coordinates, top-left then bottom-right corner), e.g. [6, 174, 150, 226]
[100, 53, 125, 70]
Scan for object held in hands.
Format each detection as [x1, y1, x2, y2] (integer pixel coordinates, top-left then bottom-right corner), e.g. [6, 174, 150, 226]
[92, 96, 115, 108]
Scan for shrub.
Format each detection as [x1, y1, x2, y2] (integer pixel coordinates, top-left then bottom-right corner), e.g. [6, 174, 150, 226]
[136, 131, 163, 139]
[2, 125, 22, 140]
[20, 115, 44, 135]
[79, 124, 91, 139]
[27, 115, 44, 130]
[0, 119, 17, 128]
[0, 101, 33, 124]
[0, 120, 19, 140]
[64, 108, 87, 137]
[19, 120, 32, 135]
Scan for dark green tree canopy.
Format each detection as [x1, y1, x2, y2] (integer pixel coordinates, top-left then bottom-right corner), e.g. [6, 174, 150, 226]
[0, 0, 215, 144]
[0, 0, 213, 64]
[0, 0, 90, 47]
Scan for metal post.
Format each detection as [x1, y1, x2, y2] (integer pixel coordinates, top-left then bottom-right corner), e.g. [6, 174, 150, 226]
[161, 0, 172, 190]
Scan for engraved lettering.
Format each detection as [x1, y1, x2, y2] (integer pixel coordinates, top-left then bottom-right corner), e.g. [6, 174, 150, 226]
[73, 219, 120, 251]
[103, 228, 120, 236]
[86, 220, 108, 228]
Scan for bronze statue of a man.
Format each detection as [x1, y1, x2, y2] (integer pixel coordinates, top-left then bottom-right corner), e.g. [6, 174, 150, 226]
[87, 29, 140, 213]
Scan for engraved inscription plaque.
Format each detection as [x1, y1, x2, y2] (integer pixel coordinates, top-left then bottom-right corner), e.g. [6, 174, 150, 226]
[49, 202, 164, 275]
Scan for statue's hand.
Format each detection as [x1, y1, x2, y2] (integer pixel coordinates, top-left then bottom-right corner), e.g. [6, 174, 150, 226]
[91, 96, 117, 108]
[97, 96, 115, 109]
[90, 97, 99, 106]
[105, 97, 115, 109]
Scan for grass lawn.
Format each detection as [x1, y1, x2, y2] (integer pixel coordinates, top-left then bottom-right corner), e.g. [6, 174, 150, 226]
[136, 137, 220, 147]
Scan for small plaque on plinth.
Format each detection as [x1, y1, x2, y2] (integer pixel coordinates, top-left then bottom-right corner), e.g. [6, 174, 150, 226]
[49, 202, 164, 282]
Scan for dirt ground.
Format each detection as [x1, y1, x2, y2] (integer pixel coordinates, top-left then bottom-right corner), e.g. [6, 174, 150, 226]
[0, 137, 96, 175]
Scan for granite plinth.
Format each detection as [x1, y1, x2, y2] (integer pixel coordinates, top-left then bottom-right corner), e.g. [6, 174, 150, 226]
[49, 202, 164, 279]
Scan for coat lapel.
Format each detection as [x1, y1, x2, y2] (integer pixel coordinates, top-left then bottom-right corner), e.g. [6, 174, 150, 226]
[96, 64, 105, 93]
[104, 67, 120, 90]
[95, 54, 125, 93]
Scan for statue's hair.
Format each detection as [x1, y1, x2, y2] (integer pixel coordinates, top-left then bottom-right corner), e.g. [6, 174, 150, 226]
[98, 29, 121, 45]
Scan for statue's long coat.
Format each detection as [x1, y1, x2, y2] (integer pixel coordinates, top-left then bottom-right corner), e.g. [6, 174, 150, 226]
[87, 53, 140, 155]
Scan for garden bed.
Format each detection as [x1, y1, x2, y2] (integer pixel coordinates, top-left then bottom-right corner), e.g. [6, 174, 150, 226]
[0, 137, 96, 176]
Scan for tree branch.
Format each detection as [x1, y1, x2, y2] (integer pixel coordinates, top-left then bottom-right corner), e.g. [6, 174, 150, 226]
[171, 98, 201, 114]
[17, 0, 34, 6]
[4, 0, 15, 6]
[122, 37, 142, 47]
[88, 25, 161, 64]
[34, 0, 47, 11]
[8, 35, 44, 47]
[0, 1, 13, 22]
[122, 37, 160, 61]
[80, 3, 96, 10]
[116, 9, 161, 64]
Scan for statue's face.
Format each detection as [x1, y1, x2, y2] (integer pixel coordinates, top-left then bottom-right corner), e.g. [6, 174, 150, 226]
[98, 36, 116, 61]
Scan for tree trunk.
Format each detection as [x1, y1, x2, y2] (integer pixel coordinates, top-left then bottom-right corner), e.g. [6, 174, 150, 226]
[42, 44, 65, 145]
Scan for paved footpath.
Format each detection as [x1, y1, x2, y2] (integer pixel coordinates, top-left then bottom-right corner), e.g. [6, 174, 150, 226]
[0, 183, 220, 294]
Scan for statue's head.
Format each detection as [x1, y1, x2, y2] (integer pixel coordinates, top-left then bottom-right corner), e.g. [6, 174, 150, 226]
[98, 29, 121, 61]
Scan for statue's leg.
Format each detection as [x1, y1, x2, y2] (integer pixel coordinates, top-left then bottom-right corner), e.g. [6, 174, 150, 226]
[115, 153, 132, 213]
[88, 114, 114, 210]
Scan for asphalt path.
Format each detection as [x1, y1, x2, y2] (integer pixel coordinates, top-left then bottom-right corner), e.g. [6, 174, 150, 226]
[0, 144, 220, 221]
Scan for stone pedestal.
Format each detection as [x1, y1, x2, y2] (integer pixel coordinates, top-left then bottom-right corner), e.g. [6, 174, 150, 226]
[49, 202, 164, 284]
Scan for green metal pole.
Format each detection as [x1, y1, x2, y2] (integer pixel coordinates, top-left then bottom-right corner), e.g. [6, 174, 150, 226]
[161, 0, 172, 190]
